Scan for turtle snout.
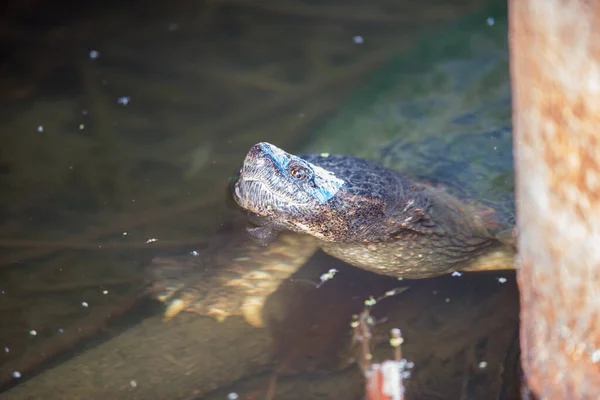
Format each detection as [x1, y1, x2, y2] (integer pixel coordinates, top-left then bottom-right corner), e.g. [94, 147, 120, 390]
[243, 143, 275, 173]
[249, 142, 268, 158]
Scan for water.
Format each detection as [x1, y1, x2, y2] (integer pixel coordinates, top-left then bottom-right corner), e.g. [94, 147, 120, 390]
[0, 0, 519, 399]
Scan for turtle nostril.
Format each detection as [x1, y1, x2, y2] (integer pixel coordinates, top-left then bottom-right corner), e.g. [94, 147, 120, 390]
[250, 143, 264, 156]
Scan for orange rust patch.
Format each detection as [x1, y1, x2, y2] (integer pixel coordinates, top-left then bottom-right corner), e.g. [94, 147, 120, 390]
[511, 0, 600, 397]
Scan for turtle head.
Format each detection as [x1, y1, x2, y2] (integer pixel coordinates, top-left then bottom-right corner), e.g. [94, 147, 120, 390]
[232, 142, 345, 240]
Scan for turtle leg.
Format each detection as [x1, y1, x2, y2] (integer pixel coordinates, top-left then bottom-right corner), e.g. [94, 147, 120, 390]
[148, 232, 319, 328]
[458, 243, 517, 273]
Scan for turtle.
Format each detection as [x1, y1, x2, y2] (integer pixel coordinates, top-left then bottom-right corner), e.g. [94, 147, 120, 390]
[235, 141, 516, 276]
[148, 6, 516, 329]
[149, 139, 516, 328]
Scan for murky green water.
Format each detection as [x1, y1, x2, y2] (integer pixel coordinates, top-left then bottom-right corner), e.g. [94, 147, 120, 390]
[0, 0, 519, 399]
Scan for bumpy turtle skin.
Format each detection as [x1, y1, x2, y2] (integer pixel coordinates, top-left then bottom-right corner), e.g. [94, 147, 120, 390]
[319, 184, 515, 279]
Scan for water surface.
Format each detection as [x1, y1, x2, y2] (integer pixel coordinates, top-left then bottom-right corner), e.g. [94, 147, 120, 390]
[0, 0, 518, 399]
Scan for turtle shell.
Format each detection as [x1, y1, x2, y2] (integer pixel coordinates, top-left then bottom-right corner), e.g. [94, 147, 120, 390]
[306, 4, 513, 231]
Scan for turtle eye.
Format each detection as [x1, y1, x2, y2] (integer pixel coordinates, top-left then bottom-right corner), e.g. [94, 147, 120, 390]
[289, 164, 310, 181]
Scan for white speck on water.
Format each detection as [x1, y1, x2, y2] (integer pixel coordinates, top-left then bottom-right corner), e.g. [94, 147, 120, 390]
[37, 125, 44, 133]
[12, 371, 21, 379]
[146, 238, 158, 243]
[479, 361, 488, 369]
[317, 268, 339, 288]
[353, 35, 364, 44]
[103, 290, 109, 295]
[497, 277, 507, 284]
[486, 17, 495, 26]
[79, 124, 85, 130]
[82, 110, 88, 116]
[445, 298, 450, 303]
[4, 347, 9, 353]
[228, 393, 239, 400]
[89, 50, 100, 59]
[58, 328, 64, 333]
[190, 250, 199, 257]
[130, 380, 137, 388]
[493, 146, 497, 150]
[592, 349, 600, 363]
[451, 271, 462, 277]
[122, 232, 128, 236]
[81, 301, 88, 308]
[68, 165, 73, 170]
[29, 330, 37, 336]
[117, 96, 131, 105]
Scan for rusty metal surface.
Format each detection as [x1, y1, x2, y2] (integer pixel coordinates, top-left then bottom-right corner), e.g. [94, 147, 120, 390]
[510, 0, 600, 398]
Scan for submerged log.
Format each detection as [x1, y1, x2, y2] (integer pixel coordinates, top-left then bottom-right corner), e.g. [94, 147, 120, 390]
[510, 0, 600, 398]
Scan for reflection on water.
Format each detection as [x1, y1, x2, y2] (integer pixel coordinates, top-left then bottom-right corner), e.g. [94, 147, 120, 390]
[0, 0, 518, 399]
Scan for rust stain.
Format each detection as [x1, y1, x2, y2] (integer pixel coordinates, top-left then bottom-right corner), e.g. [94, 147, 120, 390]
[510, 0, 600, 398]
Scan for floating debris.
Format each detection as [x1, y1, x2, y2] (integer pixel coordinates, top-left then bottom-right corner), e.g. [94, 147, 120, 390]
[316, 268, 338, 288]
[117, 96, 131, 105]
[351, 289, 411, 400]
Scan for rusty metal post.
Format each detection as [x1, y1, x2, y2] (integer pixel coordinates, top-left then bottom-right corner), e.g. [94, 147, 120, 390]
[509, 0, 600, 398]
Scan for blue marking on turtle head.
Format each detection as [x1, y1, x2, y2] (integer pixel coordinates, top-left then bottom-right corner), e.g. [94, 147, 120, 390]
[259, 143, 344, 205]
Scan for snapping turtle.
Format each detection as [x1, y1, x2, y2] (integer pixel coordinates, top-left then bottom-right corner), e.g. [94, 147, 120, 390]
[234, 141, 515, 279]
[150, 141, 515, 328]
[149, 8, 515, 328]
